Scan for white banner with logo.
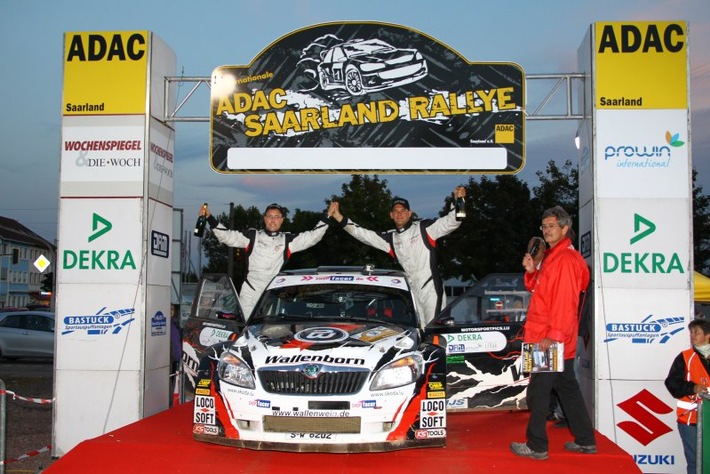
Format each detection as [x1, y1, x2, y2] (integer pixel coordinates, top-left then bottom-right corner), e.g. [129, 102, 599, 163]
[60, 115, 146, 197]
[596, 109, 689, 199]
[596, 287, 688, 380]
[57, 198, 143, 284]
[596, 198, 691, 290]
[597, 379, 684, 472]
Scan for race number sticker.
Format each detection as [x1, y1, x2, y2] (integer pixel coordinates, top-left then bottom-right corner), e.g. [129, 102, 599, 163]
[420, 399, 446, 429]
[194, 395, 216, 425]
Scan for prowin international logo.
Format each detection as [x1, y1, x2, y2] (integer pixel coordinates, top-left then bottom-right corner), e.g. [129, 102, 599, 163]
[603, 213, 684, 274]
[603, 314, 684, 344]
[603, 130, 685, 169]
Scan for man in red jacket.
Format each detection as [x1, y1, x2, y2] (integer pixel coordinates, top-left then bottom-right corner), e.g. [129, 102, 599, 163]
[510, 206, 596, 460]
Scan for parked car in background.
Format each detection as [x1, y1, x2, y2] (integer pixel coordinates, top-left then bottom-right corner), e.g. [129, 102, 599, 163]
[192, 266, 447, 452]
[0, 311, 55, 360]
[430, 273, 530, 411]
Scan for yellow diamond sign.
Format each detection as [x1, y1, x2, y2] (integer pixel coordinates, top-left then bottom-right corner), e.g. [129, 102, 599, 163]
[34, 254, 51, 273]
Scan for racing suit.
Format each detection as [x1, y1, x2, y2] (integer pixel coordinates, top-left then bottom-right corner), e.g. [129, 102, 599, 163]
[207, 215, 330, 316]
[337, 206, 461, 324]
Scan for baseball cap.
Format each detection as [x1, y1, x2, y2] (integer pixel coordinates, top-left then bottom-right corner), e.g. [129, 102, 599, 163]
[264, 203, 285, 215]
[391, 197, 410, 210]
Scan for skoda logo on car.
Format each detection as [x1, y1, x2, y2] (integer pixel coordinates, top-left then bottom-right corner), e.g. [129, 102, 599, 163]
[302, 364, 322, 379]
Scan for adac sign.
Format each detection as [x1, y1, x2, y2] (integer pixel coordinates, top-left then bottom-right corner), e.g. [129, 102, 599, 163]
[603, 214, 684, 274]
[62, 213, 136, 270]
[595, 21, 687, 110]
[63, 31, 149, 115]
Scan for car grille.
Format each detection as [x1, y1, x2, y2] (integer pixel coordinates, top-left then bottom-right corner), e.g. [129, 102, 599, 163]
[263, 416, 361, 433]
[258, 369, 369, 395]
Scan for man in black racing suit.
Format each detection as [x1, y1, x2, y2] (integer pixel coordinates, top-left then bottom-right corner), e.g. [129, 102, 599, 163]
[201, 203, 331, 316]
[328, 187, 466, 324]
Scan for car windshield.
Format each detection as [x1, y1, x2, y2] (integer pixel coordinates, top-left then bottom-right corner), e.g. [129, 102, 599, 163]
[343, 40, 393, 55]
[252, 283, 417, 327]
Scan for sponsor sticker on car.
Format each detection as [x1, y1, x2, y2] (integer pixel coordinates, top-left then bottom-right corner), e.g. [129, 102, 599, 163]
[194, 395, 216, 425]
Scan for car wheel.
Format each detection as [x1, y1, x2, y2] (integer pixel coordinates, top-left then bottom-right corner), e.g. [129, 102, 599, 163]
[319, 70, 329, 90]
[344, 65, 364, 96]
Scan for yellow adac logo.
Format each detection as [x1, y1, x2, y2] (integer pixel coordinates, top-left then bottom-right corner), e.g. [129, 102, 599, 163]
[63, 31, 149, 116]
[66, 32, 147, 62]
[595, 22, 687, 110]
[597, 23, 685, 54]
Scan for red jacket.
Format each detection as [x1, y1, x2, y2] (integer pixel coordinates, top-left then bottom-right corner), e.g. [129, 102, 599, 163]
[523, 236, 589, 360]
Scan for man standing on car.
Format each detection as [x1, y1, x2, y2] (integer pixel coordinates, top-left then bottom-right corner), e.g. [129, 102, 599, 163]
[201, 203, 332, 317]
[328, 186, 465, 324]
[510, 205, 596, 460]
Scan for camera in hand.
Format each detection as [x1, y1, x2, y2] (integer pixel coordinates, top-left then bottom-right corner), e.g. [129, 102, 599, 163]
[527, 236, 546, 265]
[194, 203, 208, 238]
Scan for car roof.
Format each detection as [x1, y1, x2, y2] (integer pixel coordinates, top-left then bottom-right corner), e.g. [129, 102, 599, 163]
[279, 266, 407, 278]
[0, 311, 55, 320]
[270, 266, 411, 292]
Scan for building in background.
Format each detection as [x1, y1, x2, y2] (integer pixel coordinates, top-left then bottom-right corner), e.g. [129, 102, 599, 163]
[0, 216, 55, 309]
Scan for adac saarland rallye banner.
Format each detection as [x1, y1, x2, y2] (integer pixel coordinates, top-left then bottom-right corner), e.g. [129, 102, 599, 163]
[210, 21, 525, 174]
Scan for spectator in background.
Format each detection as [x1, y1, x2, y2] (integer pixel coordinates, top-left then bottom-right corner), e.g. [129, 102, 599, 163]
[664, 318, 710, 474]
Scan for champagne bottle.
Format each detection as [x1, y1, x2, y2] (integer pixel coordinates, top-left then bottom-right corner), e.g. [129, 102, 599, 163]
[455, 196, 466, 221]
[194, 203, 208, 238]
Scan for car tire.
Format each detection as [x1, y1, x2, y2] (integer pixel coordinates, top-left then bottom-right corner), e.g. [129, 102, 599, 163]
[319, 70, 329, 91]
[344, 65, 364, 96]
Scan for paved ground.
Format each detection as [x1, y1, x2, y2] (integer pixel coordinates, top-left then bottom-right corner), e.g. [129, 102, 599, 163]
[0, 359, 55, 473]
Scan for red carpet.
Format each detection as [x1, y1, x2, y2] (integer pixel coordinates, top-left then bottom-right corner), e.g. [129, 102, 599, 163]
[46, 403, 639, 473]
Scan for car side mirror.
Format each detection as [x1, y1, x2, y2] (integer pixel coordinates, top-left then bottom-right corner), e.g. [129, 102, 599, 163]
[433, 316, 455, 327]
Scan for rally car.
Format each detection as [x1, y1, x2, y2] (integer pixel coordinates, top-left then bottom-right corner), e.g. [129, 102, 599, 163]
[192, 266, 447, 452]
[317, 39, 428, 96]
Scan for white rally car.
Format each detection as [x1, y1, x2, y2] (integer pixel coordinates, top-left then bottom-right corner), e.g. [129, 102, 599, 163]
[192, 266, 447, 452]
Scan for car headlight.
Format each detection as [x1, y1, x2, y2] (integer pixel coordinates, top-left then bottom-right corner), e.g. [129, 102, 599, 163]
[217, 351, 255, 389]
[370, 354, 423, 391]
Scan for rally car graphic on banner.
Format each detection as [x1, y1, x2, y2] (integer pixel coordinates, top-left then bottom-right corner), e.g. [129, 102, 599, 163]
[209, 21, 524, 174]
[192, 268, 447, 452]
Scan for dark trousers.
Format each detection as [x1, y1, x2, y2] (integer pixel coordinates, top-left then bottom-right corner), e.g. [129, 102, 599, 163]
[525, 359, 596, 452]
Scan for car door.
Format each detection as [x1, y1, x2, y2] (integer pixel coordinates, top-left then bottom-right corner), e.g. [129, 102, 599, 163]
[426, 273, 530, 411]
[181, 274, 246, 399]
[30, 313, 55, 357]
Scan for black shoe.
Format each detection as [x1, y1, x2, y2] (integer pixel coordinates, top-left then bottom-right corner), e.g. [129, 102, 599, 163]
[564, 441, 597, 454]
[510, 442, 549, 460]
[553, 419, 568, 428]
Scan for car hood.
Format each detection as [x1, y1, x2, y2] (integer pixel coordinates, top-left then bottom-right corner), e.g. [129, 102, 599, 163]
[233, 321, 419, 371]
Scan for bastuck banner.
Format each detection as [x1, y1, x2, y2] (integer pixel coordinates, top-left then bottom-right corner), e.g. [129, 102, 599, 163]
[210, 21, 525, 174]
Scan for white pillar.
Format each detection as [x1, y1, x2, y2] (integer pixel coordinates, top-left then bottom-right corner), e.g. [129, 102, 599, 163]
[53, 31, 176, 456]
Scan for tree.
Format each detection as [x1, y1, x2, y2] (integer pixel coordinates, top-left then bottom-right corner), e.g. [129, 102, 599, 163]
[693, 170, 710, 274]
[532, 159, 579, 230]
[324, 174, 397, 269]
[440, 175, 538, 281]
